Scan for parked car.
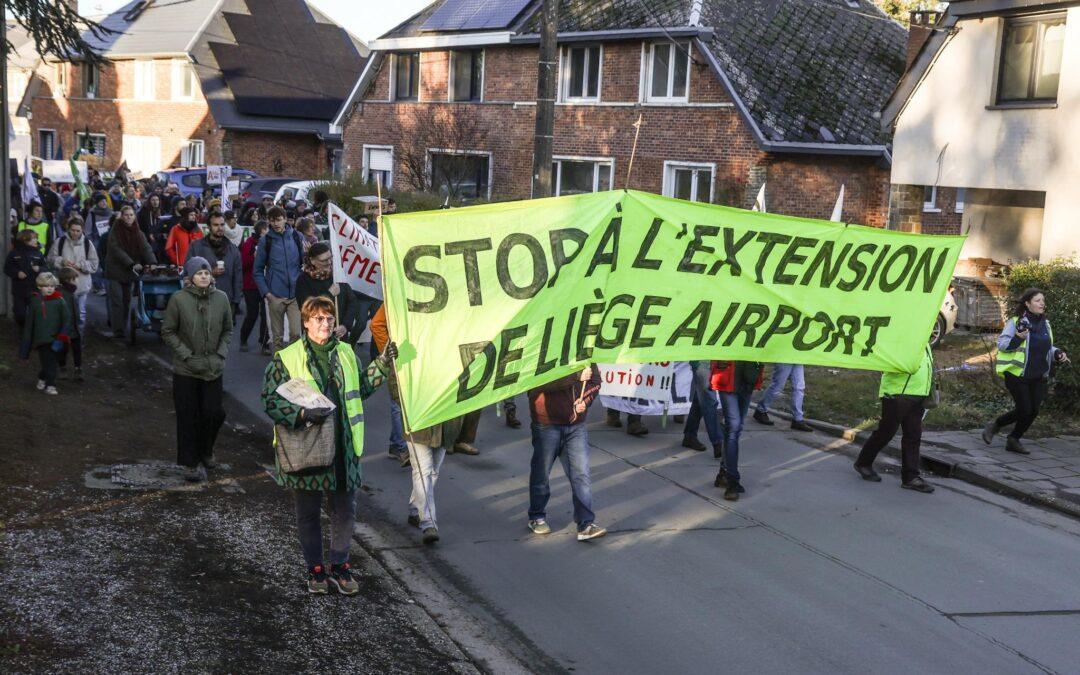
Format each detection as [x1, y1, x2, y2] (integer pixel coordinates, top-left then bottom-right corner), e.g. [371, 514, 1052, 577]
[930, 286, 958, 347]
[273, 180, 339, 206]
[155, 167, 259, 199]
[239, 177, 300, 210]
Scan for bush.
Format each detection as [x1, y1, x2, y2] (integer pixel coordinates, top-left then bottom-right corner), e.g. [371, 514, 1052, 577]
[315, 171, 485, 221]
[1005, 257, 1080, 412]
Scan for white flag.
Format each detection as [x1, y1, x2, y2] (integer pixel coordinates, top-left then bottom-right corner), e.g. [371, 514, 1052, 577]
[752, 182, 766, 213]
[830, 184, 845, 222]
[21, 157, 39, 207]
[327, 202, 382, 299]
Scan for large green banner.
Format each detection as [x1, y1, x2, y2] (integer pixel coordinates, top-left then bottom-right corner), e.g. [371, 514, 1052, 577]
[382, 190, 964, 432]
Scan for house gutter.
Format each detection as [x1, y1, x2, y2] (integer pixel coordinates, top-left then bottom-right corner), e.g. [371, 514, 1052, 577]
[509, 26, 714, 44]
[331, 53, 382, 131]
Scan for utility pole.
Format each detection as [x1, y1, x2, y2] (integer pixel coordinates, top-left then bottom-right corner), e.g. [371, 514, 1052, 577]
[531, 0, 557, 199]
[1, 5, 11, 317]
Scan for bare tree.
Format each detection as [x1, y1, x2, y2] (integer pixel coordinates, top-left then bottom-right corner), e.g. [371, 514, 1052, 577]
[6, 0, 110, 63]
[396, 105, 487, 198]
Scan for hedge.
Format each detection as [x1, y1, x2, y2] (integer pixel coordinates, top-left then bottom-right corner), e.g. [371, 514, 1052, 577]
[1005, 257, 1080, 412]
[316, 171, 487, 221]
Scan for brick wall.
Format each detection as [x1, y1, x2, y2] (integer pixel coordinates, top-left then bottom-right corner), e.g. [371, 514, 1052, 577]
[341, 40, 890, 224]
[222, 130, 328, 178]
[888, 183, 965, 234]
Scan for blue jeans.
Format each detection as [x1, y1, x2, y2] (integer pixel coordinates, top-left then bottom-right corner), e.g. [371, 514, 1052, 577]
[683, 365, 723, 445]
[719, 387, 753, 482]
[529, 423, 595, 530]
[389, 399, 407, 452]
[756, 364, 805, 421]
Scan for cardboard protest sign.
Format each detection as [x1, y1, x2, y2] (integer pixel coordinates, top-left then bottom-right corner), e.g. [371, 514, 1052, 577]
[381, 190, 965, 431]
[598, 362, 674, 401]
[327, 203, 382, 299]
[206, 165, 231, 185]
[601, 362, 694, 416]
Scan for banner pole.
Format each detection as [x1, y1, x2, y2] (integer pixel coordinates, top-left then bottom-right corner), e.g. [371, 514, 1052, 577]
[625, 113, 643, 189]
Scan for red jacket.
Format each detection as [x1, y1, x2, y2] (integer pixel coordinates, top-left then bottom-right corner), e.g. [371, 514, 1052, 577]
[165, 224, 203, 265]
[240, 235, 259, 291]
[710, 361, 764, 393]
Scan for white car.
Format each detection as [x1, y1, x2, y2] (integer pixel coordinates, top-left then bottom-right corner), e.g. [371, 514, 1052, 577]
[273, 180, 338, 205]
[930, 287, 958, 347]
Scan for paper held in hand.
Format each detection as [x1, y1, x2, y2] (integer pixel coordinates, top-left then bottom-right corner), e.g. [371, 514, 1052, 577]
[276, 379, 336, 412]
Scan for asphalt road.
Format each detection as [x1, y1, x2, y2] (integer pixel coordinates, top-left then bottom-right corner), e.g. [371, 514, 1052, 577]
[211, 328, 1080, 675]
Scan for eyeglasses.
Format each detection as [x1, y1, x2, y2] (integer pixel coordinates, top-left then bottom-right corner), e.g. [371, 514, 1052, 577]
[311, 315, 335, 324]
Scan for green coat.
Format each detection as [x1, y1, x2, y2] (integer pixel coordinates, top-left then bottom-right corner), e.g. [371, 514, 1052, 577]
[22, 292, 71, 349]
[261, 336, 388, 491]
[161, 284, 233, 381]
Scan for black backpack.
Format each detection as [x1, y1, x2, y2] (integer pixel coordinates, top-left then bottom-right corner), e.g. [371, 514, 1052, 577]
[56, 236, 92, 258]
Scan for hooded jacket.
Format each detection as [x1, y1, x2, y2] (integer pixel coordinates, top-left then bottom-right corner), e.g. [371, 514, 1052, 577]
[253, 226, 304, 299]
[161, 283, 233, 381]
[165, 221, 203, 265]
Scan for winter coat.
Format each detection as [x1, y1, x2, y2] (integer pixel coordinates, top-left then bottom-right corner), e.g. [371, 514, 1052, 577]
[60, 285, 82, 340]
[240, 235, 261, 291]
[105, 227, 156, 282]
[710, 361, 765, 393]
[137, 207, 168, 260]
[21, 291, 71, 351]
[84, 206, 113, 245]
[187, 236, 243, 305]
[253, 226, 304, 299]
[47, 233, 99, 295]
[165, 223, 203, 265]
[4, 242, 46, 301]
[161, 283, 233, 381]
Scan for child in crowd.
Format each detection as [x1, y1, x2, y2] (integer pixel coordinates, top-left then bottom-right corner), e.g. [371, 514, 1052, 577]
[57, 267, 84, 382]
[19, 272, 71, 396]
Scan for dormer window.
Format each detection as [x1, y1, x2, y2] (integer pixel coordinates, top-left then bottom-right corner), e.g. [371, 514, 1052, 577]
[394, 52, 420, 101]
[647, 42, 690, 102]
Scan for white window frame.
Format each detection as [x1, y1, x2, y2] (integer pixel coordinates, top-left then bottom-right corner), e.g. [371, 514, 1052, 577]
[646, 41, 692, 103]
[180, 139, 205, 167]
[923, 185, 940, 213]
[362, 144, 394, 188]
[134, 59, 156, 100]
[449, 48, 485, 102]
[552, 155, 615, 196]
[427, 148, 493, 200]
[171, 59, 198, 101]
[82, 62, 99, 98]
[559, 45, 603, 103]
[392, 52, 422, 102]
[76, 131, 106, 158]
[38, 129, 56, 159]
[663, 161, 715, 202]
[955, 187, 966, 214]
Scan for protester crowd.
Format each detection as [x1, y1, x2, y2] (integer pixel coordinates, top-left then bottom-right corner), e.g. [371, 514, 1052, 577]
[5, 165, 1070, 597]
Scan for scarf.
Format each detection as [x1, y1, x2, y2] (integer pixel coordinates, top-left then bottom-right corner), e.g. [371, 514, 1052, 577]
[113, 218, 144, 258]
[208, 234, 230, 259]
[223, 224, 244, 247]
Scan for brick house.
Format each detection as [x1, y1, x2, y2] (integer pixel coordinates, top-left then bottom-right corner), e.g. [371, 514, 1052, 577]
[29, 0, 367, 179]
[334, 0, 907, 226]
[883, 1, 1080, 263]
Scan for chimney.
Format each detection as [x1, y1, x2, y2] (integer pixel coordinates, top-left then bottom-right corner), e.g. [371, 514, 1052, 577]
[906, 10, 941, 70]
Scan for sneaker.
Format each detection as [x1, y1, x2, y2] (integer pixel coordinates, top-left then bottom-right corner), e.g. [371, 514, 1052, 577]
[713, 468, 727, 488]
[853, 463, 882, 482]
[528, 519, 551, 535]
[239, 342, 249, 353]
[577, 524, 607, 541]
[901, 477, 935, 494]
[605, 410, 622, 428]
[982, 421, 999, 445]
[626, 420, 649, 437]
[682, 436, 707, 452]
[422, 527, 440, 545]
[1005, 436, 1030, 455]
[407, 514, 420, 528]
[724, 480, 746, 501]
[790, 420, 814, 432]
[399, 452, 411, 468]
[328, 563, 360, 596]
[183, 465, 207, 483]
[453, 442, 479, 456]
[74, 367, 84, 382]
[388, 446, 406, 462]
[505, 409, 522, 429]
[36, 379, 46, 391]
[307, 565, 329, 594]
[753, 410, 774, 426]
[44, 386, 59, 396]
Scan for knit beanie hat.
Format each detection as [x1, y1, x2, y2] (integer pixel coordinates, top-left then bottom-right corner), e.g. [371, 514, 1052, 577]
[184, 256, 211, 279]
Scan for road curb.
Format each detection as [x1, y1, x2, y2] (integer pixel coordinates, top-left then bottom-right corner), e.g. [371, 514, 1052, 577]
[766, 409, 1080, 520]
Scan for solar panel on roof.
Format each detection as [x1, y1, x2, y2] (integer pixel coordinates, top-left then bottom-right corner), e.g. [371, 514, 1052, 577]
[423, 0, 533, 32]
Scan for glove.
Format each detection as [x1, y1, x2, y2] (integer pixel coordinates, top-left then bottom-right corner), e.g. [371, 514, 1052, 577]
[51, 340, 64, 353]
[303, 407, 333, 424]
[376, 341, 399, 369]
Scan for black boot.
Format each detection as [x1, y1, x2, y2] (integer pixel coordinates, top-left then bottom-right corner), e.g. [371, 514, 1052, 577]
[505, 407, 522, 429]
